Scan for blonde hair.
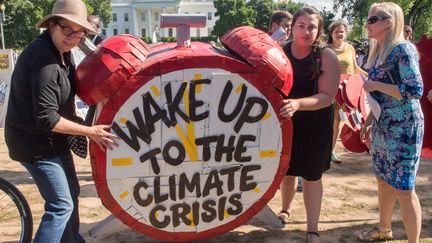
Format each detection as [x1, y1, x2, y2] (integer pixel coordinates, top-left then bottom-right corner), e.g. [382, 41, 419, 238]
[365, 2, 405, 69]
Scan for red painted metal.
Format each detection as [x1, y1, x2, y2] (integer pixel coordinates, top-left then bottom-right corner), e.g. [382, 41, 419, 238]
[76, 27, 294, 242]
[416, 36, 432, 159]
[220, 26, 293, 96]
[75, 34, 151, 105]
[340, 124, 368, 153]
[344, 74, 364, 109]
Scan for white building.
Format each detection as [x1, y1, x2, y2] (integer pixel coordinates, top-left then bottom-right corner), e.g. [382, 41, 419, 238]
[104, 0, 218, 39]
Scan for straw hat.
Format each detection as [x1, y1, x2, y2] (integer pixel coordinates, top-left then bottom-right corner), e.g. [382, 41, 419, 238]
[36, 0, 97, 35]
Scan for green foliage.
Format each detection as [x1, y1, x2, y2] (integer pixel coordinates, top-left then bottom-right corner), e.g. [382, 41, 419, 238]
[212, 0, 256, 37]
[159, 36, 176, 42]
[190, 36, 218, 42]
[140, 36, 152, 44]
[321, 7, 337, 34]
[275, 1, 305, 13]
[86, 0, 112, 27]
[334, 0, 432, 40]
[247, 0, 276, 32]
[403, 0, 432, 39]
[156, 36, 218, 43]
[2, 0, 40, 48]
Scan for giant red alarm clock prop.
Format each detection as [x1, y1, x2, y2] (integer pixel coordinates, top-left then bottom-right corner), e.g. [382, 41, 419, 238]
[75, 15, 293, 241]
[335, 74, 369, 153]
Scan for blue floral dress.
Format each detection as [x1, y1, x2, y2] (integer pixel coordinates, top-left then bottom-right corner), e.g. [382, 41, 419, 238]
[368, 42, 424, 190]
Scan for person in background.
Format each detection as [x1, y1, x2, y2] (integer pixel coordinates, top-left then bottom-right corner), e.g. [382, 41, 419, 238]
[357, 41, 370, 71]
[4, 0, 117, 242]
[404, 25, 413, 42]
[279, 6, 339, 242]
[87, 15, 106, 45]
[427, 89, 432, 102]
[82, 15, 106, 125]
[358, 2, 423, 242]
[268, 11, 293, 45]
[327, 20, 368, 164]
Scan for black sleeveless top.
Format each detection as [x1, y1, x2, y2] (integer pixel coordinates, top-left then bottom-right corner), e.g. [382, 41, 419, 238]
[283, 42, 333, 180]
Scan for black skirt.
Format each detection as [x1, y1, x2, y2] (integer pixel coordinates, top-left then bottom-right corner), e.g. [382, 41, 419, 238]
[286, 105, 333, 180]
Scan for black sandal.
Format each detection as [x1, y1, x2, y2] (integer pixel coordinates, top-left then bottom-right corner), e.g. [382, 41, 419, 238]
[306, 231, 320, 243]
[277, 210, 291, 224]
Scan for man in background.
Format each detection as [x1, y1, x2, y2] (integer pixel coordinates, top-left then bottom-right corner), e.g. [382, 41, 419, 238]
[268, 11, 293, 45]
[87, 15, 106, 45]
[404, 25, 413, 42]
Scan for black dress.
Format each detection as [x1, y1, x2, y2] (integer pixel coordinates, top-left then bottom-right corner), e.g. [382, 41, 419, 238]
[283, 42, 333, 181]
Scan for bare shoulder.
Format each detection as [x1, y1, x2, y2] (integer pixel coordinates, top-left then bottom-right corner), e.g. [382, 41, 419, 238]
[322, 47, 337, 57]
[321, 48, 338, 66]
[347, 43, 356, 51]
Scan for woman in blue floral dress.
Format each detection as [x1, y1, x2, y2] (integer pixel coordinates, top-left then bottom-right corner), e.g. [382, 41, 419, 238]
[358, 2, 424, 243]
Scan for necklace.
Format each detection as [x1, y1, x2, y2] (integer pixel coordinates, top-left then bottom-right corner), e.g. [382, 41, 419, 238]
[331, 42, 346, 53]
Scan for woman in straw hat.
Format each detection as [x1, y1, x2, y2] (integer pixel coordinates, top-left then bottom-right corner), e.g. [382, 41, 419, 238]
[4, 0, 117, 242]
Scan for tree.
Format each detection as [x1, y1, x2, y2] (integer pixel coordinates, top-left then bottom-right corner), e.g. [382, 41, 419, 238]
[333, 0, 432, 40]
[86, 0, 112, 27]
[247, 0, 275, 32]
[403, 0, 432, 39]
[2, 0, 40, 48]
[275, 1, 305, 14]
[212, 0, 256, 37]
[321, 7, 336, 35]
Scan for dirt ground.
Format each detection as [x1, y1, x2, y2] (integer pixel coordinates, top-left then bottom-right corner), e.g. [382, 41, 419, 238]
[0, 128, 431, 243]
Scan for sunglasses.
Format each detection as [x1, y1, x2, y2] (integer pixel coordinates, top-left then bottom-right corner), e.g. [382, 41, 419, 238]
[56, 22, 86, 39]
[366, 16, 389, 25]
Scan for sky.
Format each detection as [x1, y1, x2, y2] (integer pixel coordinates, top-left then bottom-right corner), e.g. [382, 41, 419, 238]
[291, 0, 342, 18]
[292, 0, 334, 11]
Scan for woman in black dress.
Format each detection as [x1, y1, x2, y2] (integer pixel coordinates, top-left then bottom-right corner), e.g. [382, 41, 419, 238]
[278, 6, 339, 243]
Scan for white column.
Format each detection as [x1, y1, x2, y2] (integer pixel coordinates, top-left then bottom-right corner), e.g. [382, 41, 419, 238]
[161, 7, 166, 37]
[147, 7, 152, 38]
[174, 7, 180, 37]
[131, 7, 139, 36]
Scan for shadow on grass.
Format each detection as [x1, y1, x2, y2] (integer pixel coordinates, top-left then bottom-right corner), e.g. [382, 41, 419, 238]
[79, 217, 432, 243]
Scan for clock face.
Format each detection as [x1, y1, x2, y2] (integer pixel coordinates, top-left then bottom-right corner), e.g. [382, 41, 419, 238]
[94, 68, 287, 241]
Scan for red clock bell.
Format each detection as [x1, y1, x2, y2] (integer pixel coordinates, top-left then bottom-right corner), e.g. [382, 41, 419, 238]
[75, 15, 293, 241]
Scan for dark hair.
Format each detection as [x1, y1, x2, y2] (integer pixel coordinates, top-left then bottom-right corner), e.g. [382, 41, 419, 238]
[269, 11, 293, 29]
[404, 25, 412, 33]
[88, 15, 102, 31]
[327, 19, 348, 44]
[46, 16, 63, 30]
[291, 6, 324, 80]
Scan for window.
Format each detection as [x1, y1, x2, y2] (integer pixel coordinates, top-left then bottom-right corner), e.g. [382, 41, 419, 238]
[113, 13, 117, 22]
[124, 13, 129, 22]
[141, 28, 146, 37]
[154, 13, 159, 21]
[113, 28, 118, 35]
[207, 12, 212, 21]
[125, 28, 129, 34]
[141, 13, 146, 22]
[168, 28, 173, 37]
[197, 28, 201, 37]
